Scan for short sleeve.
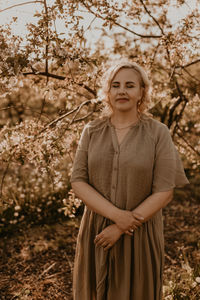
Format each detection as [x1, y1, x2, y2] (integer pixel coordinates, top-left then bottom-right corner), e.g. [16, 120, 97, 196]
[70, 124, 90, 183]
[152, 125, 189, 193]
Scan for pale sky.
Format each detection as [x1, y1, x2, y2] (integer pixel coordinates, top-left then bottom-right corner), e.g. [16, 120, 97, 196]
[0, 0, 199, 49]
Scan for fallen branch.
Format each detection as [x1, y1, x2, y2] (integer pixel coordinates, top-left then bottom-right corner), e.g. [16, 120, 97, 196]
[38, 262, 56, 279]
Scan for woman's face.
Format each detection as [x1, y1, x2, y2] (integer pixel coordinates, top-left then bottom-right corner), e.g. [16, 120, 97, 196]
[108, 68, 143, 114]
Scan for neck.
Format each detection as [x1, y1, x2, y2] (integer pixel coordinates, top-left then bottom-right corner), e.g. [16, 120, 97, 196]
[111, 111, 139, 126]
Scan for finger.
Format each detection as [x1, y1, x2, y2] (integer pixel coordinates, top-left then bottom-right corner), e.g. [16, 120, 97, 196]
[125, 230, 133, 236]
[96, 239, 104, 247]
[132, 212, 144, 221]
[101, 241, 109, 248]
[130, 224, 137, 230]
[132, 218, 142, 226]
[94, 234, 102, 243]
[104, 244, 112, 251]
[132, 220, 142, 227]
[94, 237, 98, 244]
[94, 235, 103, 246]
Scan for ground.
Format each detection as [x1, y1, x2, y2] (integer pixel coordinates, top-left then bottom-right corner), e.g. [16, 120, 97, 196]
[0, 191, 199, 300]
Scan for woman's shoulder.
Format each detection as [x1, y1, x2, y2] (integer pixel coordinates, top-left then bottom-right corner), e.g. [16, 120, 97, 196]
[85, 117, 109, 133]
[141, 116, 171, 141]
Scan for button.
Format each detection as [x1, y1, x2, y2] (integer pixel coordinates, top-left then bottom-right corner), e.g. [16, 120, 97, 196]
[112, 186, 115, 190]
[115, 151, 119, 155]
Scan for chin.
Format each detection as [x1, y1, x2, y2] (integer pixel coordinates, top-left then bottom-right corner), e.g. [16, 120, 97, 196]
[115, 105, 134, 112]
[117, 108, 133, 113]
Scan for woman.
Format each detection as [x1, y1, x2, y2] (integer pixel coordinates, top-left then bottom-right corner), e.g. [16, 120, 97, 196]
[70, 61, 189, 300]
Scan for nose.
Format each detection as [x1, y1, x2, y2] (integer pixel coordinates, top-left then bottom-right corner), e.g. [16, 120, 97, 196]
[118, 86, 126, 94]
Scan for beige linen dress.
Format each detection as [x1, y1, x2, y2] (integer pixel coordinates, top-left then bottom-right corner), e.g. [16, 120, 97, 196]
[71, 116, 189, 300]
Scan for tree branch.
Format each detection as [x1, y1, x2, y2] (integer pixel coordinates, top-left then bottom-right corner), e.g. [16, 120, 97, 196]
[0, 105, 50, 120]
[139, 0, 165, 35]
[38, 99, 93, 134]
[111, 20, 162, 38]
[175, 59, 200, 71]
[182, 67, 200, 83]
[82, 1, 162, 39]
[182, 59, 200, 68]
[23, 71, 65, 80]
[0, 1, 43, 13]
[176, 126, 200, 157]
[23, 71, 97, 96]
[168, 81, 188, 129]
[43, 0, 49, 84]
[172, 100, 188, 137]
[0, 155, 12, 199]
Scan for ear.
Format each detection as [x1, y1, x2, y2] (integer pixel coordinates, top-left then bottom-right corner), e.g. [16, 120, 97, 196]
[140, 87, 144, 100]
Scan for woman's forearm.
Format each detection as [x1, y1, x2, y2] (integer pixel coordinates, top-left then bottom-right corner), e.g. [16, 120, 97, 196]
[132, 190, 173, 222]
[71, 181, 120, 222]
[71, 181, 144, 231]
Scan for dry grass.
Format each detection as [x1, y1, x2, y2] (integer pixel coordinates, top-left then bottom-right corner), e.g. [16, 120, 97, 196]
[0, 192, 199, 299]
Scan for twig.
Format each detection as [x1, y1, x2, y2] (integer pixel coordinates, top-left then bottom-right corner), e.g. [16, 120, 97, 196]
[38, 262, 56, 279]
[0, 155, 12, 199]
[182, 67, 200, 83]
[23, 71, 66, 80]
[140, 0, 165, 35]
[43, 0, 49, 84]
[76, 82, 96, 97]
[82, 1, 162, 39]
[52, 282, 71, 296]
[0, 1, 43, 13]
[0, 105, 50, 120]
[38, 100, 92, 134]
[176, 126, 200, 157]
[23, 71, 97, 96]
[111, 20, 162, 38]
[168, 81, 188, 129]
[69, 100, 95, 124]
[65, 253, 73, 274]
[44, 272, 65, 279]
[150, 42, 161, 67]
[172, 101, 188, 137]
[167, 96, 182, 129]
[73, 110, 96, 122]
[165, 253, 177, 265]
[176, 59, 200, 69]
[38, 94, 47, 122]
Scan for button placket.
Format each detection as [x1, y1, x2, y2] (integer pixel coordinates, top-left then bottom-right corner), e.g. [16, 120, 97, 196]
[111, 149, 119, 205]
[110, 125, 120, 205]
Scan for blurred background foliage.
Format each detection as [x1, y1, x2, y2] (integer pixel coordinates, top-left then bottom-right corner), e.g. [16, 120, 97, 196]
[0, 1, 200, 298]
[0, 0, 199, 232]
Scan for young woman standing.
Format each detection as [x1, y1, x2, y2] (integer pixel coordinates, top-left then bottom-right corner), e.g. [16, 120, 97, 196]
[71, 61, 189, 300]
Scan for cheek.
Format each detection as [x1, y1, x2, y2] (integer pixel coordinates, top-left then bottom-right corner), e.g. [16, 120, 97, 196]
[129, 88, 142, 98]
[108, 90, 115, 101]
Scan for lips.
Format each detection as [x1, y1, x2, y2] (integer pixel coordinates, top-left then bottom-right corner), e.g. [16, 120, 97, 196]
[116, 98, 129, 102]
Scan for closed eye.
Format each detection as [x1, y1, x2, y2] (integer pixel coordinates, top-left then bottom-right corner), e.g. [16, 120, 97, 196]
[111, 82, 136, 88]
[111, 83, 119, 88]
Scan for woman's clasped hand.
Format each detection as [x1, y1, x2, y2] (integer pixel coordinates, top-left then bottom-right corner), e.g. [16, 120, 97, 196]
[94, 210, 144, 250]
[114, 209, 144, 233]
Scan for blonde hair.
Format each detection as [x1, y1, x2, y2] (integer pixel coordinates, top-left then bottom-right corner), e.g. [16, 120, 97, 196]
[98, 61, 152, 117]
